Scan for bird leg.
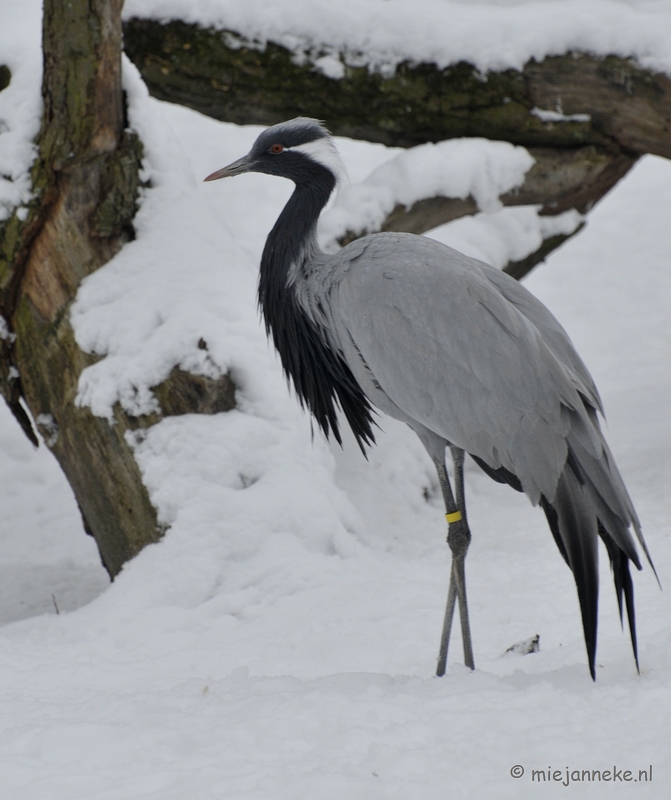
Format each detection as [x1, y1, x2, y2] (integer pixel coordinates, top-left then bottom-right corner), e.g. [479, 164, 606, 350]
[436, 448, 475, 675]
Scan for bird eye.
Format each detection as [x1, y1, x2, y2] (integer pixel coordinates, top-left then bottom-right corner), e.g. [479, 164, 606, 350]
[270, 144, 284, 154]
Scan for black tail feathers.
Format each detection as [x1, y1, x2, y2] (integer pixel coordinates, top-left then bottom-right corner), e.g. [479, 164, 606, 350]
[473, 444, 647, 680]
[541, 469, 600, 679]
[600, 526, 639, 672]
[541, 470, 641, 680]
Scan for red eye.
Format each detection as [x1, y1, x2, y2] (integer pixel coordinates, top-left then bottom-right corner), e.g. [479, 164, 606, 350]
[270, 144, 284, 154]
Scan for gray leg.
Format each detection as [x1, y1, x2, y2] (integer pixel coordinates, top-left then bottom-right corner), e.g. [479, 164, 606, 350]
[436, 562, 458, 676]
[450, 447, 475, 670]
[435, 449, 475, 675]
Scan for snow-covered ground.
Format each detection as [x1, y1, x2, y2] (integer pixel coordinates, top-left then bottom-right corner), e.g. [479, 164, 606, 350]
[2, 1, 671, 798]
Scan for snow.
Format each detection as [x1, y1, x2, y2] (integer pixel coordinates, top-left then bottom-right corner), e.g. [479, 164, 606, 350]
[124, 0, 671, 76]
[427, 205, 583, 270]
[1, 1, 671, 797]
[318, 136, 584, 266]
[313, 54, 346, 81]
[319, 138, 535, 245]
[0, 0, 41, 221]
[0, 405, 108, 627]
[531, 106, 592, 123]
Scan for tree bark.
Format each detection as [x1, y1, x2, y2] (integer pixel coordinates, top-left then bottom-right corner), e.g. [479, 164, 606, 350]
[122, 19, 671, 157]
[0, 1, 235, 577]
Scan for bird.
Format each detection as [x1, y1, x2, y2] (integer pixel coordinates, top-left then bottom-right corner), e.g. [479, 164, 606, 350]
[205, 117, 653, 679]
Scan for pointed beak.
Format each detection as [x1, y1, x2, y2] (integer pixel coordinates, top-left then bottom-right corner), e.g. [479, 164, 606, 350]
[203, 154, 255, 182]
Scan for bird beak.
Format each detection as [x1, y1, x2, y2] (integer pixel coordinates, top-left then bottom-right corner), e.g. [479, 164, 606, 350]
[203, 154, 254, 182]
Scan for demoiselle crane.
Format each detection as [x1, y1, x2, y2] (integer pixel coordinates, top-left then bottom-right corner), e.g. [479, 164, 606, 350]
[205, 118, 652, 679]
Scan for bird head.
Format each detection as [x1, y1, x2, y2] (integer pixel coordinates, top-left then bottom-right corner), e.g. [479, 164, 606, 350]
[204, 117, 346, 189]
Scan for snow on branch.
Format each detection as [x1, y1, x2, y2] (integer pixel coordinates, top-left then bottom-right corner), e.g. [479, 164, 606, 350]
[319, 139, 534, 247]
[123, 0, 671, 78]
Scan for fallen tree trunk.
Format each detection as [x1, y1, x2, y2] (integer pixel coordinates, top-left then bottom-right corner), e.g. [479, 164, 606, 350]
[122, 19, 671, 157]
[122, 17, 667, 275]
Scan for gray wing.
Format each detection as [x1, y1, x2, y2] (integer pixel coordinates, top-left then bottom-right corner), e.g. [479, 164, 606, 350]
[327, 233, 600, 504]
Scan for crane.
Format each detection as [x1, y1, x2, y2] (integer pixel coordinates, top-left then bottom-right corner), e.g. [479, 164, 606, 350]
[205, 117, 652, 679]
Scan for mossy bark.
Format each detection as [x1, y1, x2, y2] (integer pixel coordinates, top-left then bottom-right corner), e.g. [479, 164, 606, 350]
[0, 1, 235, 577]
[122, 19, 671, 157]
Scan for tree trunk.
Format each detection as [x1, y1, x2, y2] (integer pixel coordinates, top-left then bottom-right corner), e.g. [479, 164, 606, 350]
[0, 1, 235, 577]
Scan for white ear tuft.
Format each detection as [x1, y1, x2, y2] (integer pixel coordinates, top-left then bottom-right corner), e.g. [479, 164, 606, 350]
[292, 138, 349, 189]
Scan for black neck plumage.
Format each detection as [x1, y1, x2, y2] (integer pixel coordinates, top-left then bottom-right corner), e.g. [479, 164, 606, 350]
[258, 171, 375, 450]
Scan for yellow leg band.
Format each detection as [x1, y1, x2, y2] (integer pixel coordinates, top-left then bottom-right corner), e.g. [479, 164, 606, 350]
[445, 510, 462, 524]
